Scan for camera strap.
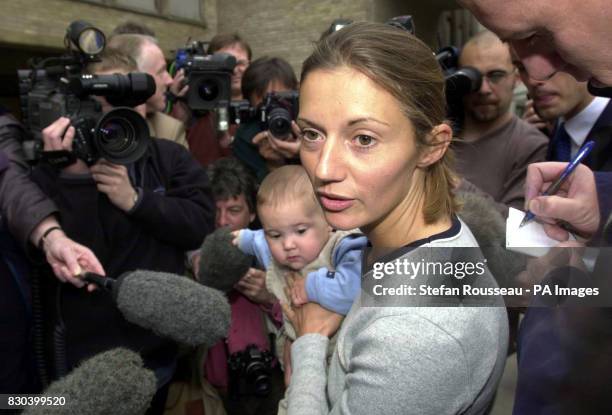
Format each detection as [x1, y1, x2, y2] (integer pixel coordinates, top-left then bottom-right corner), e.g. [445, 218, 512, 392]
[40, 150, 77, 169]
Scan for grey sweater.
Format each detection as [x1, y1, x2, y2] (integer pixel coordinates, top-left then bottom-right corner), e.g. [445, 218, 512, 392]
[287, 219, 509, 414]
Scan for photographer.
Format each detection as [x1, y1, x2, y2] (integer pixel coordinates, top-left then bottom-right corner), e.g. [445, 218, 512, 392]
[107, 33, 189, 149]
[232, 57, 300, 183]
[31, 49, 214, 415]
[180, 33, 252, 167]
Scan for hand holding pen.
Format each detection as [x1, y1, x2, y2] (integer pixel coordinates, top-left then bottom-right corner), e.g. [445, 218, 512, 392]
[521, 141, 601, 241]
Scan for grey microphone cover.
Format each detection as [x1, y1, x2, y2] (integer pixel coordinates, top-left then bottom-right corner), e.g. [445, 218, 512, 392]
[114, 270, 230, 347]
[197, 227, 253, 292]
[23, 348, 156, 415]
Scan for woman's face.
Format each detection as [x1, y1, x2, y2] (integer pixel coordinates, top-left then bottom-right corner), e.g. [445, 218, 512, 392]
[298, 67, 424, 232]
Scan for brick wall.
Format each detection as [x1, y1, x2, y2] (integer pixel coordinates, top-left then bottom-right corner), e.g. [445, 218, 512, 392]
[216, 0, 370, 76]
[0, 0, 216, 56]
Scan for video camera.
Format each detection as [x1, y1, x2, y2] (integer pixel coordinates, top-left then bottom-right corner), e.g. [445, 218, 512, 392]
[173, 40, 236, 112]
[324, 16, 483, 127]
[19, 20, 155, 166]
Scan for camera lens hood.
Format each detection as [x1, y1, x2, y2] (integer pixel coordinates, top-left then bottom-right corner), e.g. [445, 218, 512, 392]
[94, 107, 150, 164]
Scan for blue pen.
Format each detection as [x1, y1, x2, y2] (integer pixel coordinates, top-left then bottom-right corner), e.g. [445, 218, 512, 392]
[519, 140, 596, 228]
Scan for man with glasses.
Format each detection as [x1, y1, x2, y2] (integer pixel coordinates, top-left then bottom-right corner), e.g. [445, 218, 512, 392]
[453, 30, 548, 215]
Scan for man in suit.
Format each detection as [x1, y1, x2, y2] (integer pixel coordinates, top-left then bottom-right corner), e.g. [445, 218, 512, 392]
[518, 61, 612, 171]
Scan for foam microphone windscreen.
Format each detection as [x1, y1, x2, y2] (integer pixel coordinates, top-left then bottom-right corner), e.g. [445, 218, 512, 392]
[197, 227, 253, 292]
[114, 270, 230, 347]
[23, 348, 156, 415]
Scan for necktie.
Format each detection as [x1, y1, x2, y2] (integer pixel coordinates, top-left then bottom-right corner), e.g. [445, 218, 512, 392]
[552, 122, 572, 162]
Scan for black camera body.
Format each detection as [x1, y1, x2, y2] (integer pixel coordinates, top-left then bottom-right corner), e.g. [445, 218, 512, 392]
[20, 71, 154, 165]
[259, 91, 299, 139]
[435, 46, 483, 129]
[227, 344, 274, 399]
[175, 42, 236, 111]
[19, 21, 155, 165]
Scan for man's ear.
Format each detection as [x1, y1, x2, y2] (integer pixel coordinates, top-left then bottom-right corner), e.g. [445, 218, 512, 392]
[249, 212, 256, 224]
[416, 123, 452, 168]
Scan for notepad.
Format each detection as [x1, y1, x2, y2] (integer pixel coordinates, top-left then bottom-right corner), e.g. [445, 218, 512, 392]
[505, 207, 575, 257]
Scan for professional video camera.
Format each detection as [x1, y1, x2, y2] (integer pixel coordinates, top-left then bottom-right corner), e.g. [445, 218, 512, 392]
[382, 16, 483, 111]
[435, 46, 482, 124]
[19, 20, 155, 166]
[173, 40, 236, 112]
[227, 344, 274, 399]
[324, 16, 482, 127]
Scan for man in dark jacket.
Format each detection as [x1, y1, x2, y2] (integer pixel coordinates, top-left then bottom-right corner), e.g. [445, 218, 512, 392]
[30, 49, 214, 415]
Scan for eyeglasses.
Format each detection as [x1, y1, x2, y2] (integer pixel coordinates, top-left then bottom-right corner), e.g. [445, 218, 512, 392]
[482, 69, 514, 85]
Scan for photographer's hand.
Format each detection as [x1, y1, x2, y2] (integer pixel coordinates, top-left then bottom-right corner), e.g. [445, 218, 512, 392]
[234, 268, 277, 305]
[41, 117, 89, 174]
[90, 160, 138, 212]
[267, 121, 302, 159]
[169, 68, 189, 98]
[522, 99, 552, 133]
[252, 131, 285, 165]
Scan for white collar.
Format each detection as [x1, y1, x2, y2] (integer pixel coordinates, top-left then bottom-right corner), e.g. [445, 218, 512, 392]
[563, 96, 610, 147]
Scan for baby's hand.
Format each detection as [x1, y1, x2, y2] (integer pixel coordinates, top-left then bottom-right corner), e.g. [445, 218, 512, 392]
[288, 274, 308, 306]
[230, 229, 241, 246]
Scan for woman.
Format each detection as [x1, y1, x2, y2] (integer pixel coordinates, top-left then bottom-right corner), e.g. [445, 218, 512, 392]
[284, 22, 509, 414]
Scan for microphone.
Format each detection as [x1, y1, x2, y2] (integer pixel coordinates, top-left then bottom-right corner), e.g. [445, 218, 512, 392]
[83, 270, 230, 347]
[197, 227, 253, 292]
[23, 348, 156, 415]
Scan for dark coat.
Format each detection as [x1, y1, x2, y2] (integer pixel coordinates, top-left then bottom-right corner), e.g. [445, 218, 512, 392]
[548, 100, 612, 171]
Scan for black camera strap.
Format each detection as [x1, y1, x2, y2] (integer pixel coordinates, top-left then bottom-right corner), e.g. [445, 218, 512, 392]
[40, 150, 77, 169]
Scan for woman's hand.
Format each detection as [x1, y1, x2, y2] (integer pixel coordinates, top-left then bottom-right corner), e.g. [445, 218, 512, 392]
[288, 274, 309, 306]
[283, 272, 343, 337]
[282, 301, 343, 338]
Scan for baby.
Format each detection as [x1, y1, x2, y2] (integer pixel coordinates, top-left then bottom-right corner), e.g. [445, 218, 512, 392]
[232, 165, 366, 368]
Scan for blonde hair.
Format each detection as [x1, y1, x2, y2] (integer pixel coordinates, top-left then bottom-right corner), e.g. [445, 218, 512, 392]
[257, 165, 320, 214]
[85, 48, 138, 74]
[301, 22, 458, 223]
[106, 34, 158, 70]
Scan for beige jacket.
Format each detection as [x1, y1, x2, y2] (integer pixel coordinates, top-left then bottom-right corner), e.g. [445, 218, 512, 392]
[147, 112, 188, 149]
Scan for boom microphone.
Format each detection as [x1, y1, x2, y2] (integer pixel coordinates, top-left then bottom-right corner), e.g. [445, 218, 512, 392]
[83, 270, 230, 347]
[197, 227, 253, 292]
[23, 348, 156, 415]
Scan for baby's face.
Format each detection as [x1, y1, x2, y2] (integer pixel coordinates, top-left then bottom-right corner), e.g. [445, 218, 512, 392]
[259, 200, 331, 270]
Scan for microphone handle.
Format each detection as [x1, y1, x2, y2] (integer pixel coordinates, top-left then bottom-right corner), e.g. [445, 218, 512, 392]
[82, 273, 116, 291]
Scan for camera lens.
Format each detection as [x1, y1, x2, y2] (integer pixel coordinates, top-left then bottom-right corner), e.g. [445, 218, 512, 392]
[246, 361, 271, 397]
[267, 107, 292, 138]
[253, 374, 271, 396]
[94, 107, 150, 164]
[197, 79, 220, 102]
[99, 119, 133, 147]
